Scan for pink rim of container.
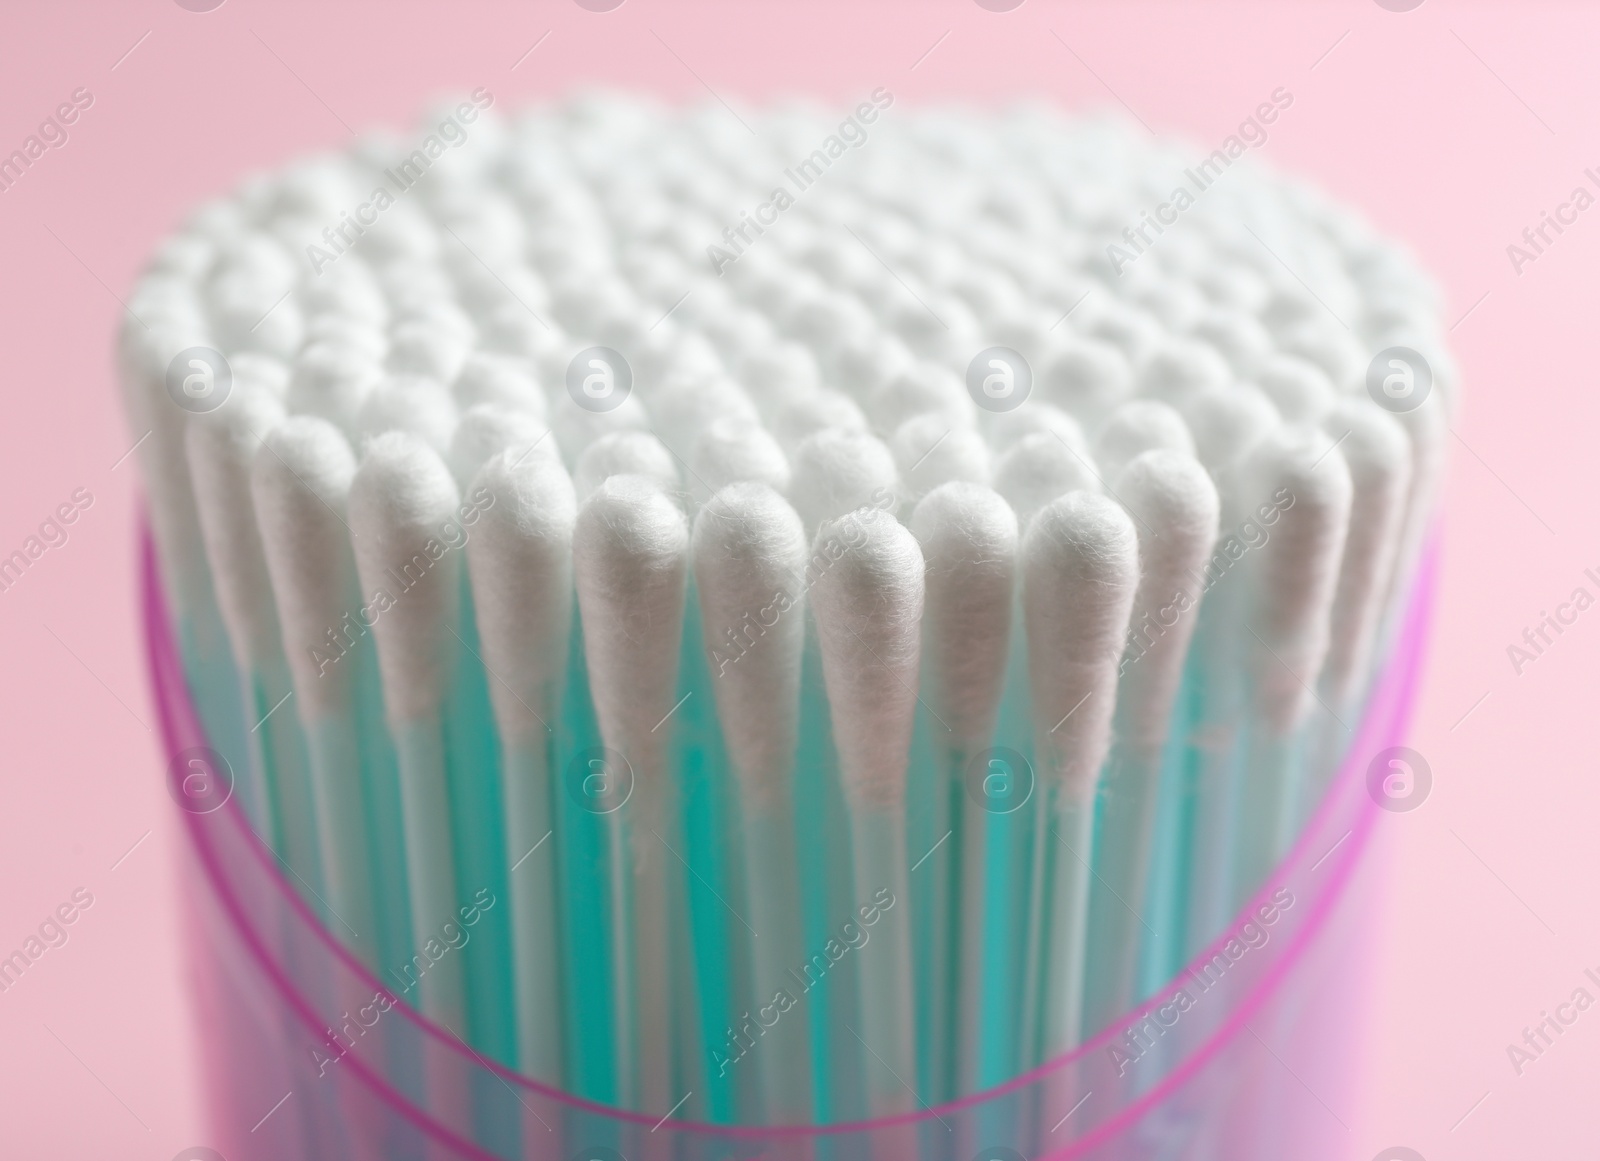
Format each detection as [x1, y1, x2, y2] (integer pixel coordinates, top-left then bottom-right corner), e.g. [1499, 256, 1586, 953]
[144, 526, 1435, 1159]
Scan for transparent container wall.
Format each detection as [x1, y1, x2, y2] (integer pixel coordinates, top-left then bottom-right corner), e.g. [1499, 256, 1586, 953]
[146, 533, 1434, 1161]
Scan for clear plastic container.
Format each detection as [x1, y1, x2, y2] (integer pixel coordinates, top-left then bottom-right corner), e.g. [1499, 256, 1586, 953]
[144, 531, 1435, 1161]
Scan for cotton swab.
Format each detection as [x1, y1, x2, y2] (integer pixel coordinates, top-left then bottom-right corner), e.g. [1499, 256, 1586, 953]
[1228, 431, 1352, 907]
[1308, 402, 1412, 792]
[358, 375, 459, 457]
[1037, 337, 1134, 431]
[1253, 353, 1335, 425]
[867, 362, 976, 434]
[120, 319, 248, 754]
[448, 403, 551, 486]
[788, 429, 898, 534]
[690, 419, 790, 506]
[1091, 400, 1195, 483]
[770, 390, 870, 453]
[1135, 336, 1232, 413]
[125, 92, 1463, 1146]
[1082, 451, 1218, 1036]
[810, 506, 923, 1117]
[573, 431, 680, 502]
[250, 414, 401, 1161]
[451, 352, 546, 415]
[1022, 491, 1138, 1056]
[691, 482, 812, 1123]
[893, 418, 991, 505]
[186, 384, 327, 903]
[463, 449, 576, 1087]
[348, 433, 469, 1031]
[1179, 383, 1279, 476]
[1381, 391, 1448, 646]
[289, 342, 383, 435]
[910, 483, 1017, 1103]
[251, 416, 382, 965]
[985, 403, 1086, 456]
[551, 387, 650, 465]
[992, 432, 1099, 530]
[572, 474, 690, 1114]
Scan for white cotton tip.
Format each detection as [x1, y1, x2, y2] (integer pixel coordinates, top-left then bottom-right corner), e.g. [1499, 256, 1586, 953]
[892, 416, 990, 502]
[551, 389, 651, 465]
[1321, 402, 1412, 705]
[1253, 354, 1335, 425]
[810, 507, 925, 811]
[185, 385, 287, 669]
[348, 433, 466, 724]
[828, 330, 916, 398]
[290, 342, 384, 435]
[357, 375, 458, 456]
[208, 272, 304, 359]
[1234, 430, 1354, 733]
[453, 263, 547, 324]
[985, 403, 1089, 454]
[572, 475, 690, 779]
[691, 418, 789, 505]
[252, 417, 361, 716]
[1081, 298, 1164, 365]
[356, 200, 440, 265]
[646, 375, 759, 457]
[272, 158, 361, 219]
[386, 318, 472, 382]
[653, 330, 727, 390]
[788, 427, 898, 533]
[1180, 383, 1280, 476]
[987, 305, 1061, 366]
[185, 197, 248, 245]
[1189, 306, 1274, 373]
[448, 404, 552, 486]
[211, 232, 298, 296]
[118, 322, 213, 596]
[737, 341, 821, 421]
[1137, 337, 1232, 412]
[770, 389, 869, 452]
[1037, 337, 1134, 430]
[396, 297, 478, 346]
[146, 234, 215, 281]
[374, 258, 454, 311]
[1093, 400, 1195, 483]
[1113, 451, 1220, 753]
[452, 352, 546, 417]
[464, 451, 577, 741]
[301, 262, 388, 327]
[910, 483, 1018, 752]
[304, 314, 389, 361]
[781, 291, 876, 362]
[230, 352, 290, 402]
[867, 362, 976, 434]
[1023, 491, 1140, 795]
[691, 483, 809, 810]
[886, 289, 979, 362]
[992, 430, 1100, 531]
[129, 278, 206, 336]
[477, 301, 559, 361]
[1276, 322, 1365, 393]
[550, 274, 636, 337]
[948, 265, 1024, 322]
[1195, 261, 1270, 314]
[573, 430, 680, 501]
[1128, 277, 1205, 332]
[1384, 393, 1447, 615]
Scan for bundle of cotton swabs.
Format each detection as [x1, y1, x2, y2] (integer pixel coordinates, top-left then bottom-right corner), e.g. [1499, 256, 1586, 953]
[120, 91, 1453, 1128]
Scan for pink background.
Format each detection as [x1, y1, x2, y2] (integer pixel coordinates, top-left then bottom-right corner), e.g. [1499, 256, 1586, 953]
[0, 1, 1592, 1157]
